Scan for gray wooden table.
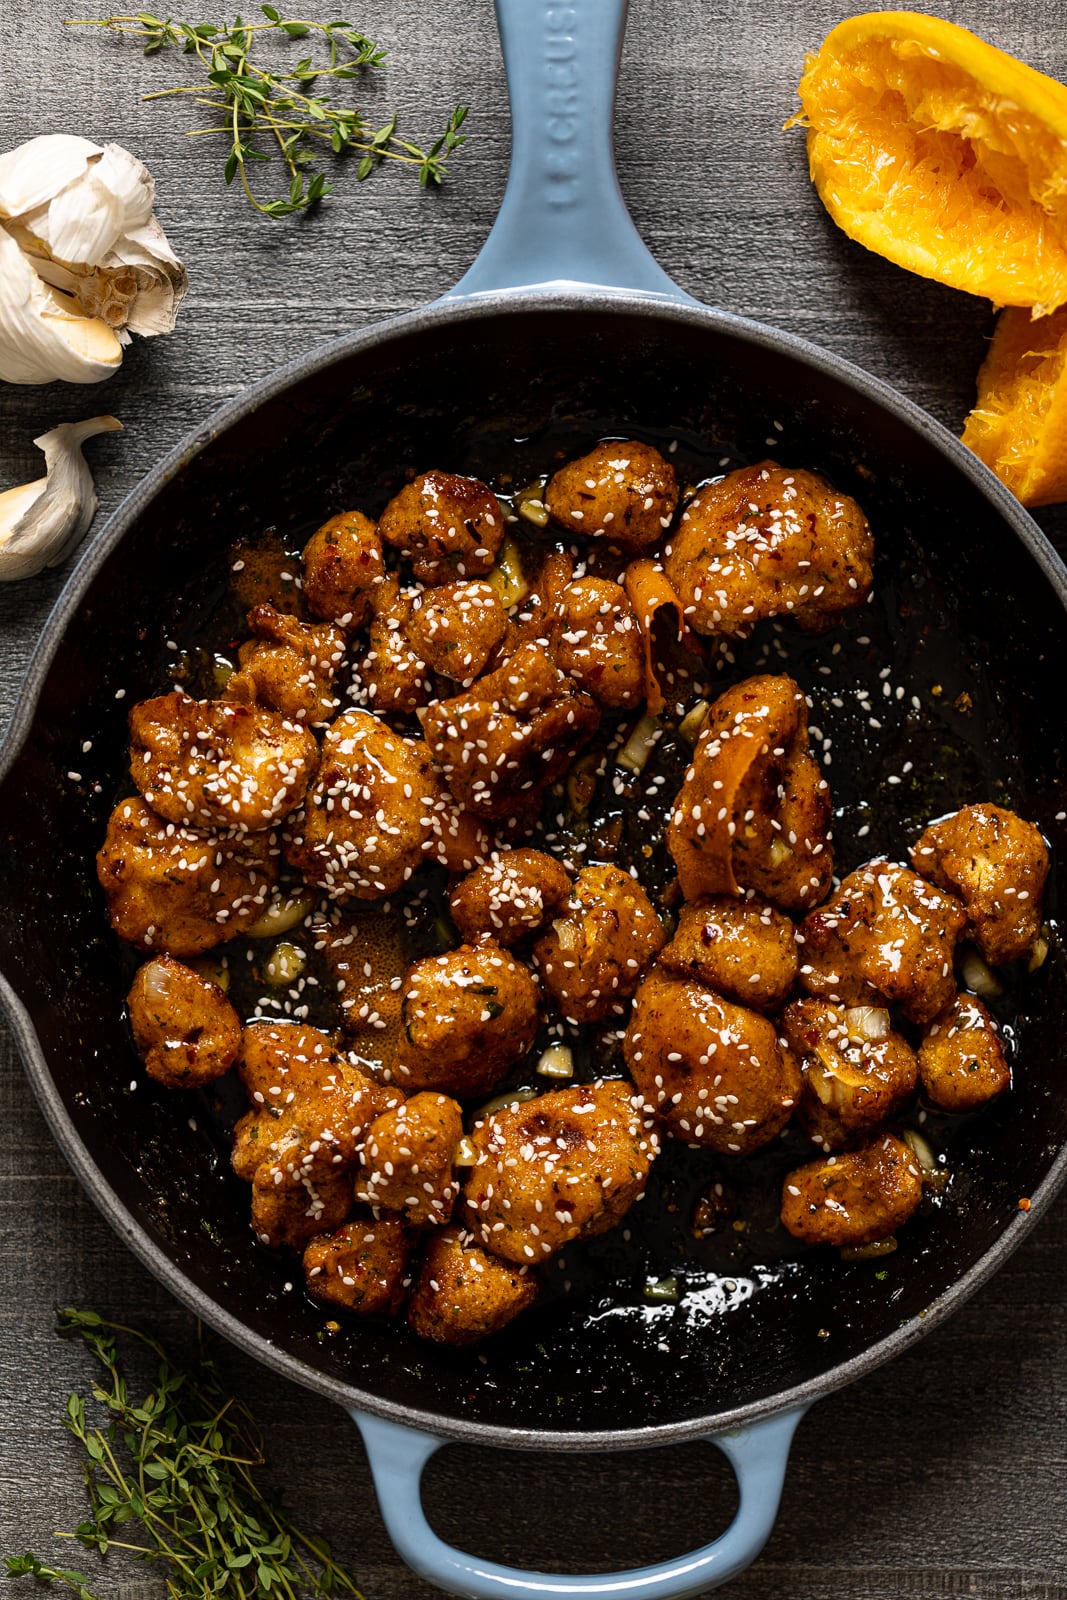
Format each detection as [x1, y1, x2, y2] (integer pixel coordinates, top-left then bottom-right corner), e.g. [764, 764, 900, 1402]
[3, 2, 1067, 1596]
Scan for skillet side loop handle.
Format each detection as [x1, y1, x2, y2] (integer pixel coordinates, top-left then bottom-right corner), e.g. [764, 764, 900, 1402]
[351, 1404, 807, 1600]
[444, 0, 693, 304]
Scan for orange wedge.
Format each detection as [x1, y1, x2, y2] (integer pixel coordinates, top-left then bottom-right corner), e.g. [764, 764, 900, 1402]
[962, 305, 1067, 505]
[793, 12, 1067, 314]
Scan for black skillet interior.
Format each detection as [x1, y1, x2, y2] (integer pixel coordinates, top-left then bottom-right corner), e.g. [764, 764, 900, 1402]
[2, 301, 1066, 1439]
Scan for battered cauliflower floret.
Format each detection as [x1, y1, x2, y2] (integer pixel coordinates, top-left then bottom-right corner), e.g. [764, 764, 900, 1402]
[303, 1214, 413, 1314]
[301, 509, 385, 630]
[553, 577, 645, 709]
[911, 803, 1049, 966]
[918, 992, 1010, 1112]
[357, 579, 434, 716]
[408, 580, 508, 683]
[533, 865, 666, 1025]
[780, 1134, 924, 1247]
[285, 710, 489, 899]
[129, 692, 319, 833]
[624, 965, 801, 1154]
[394, 942, 540, 1097]
[449, 848, 573, 947]
[407, 1225, 539, 1345]
[798, 861, 967, 1025]
[659, 894, 798, 1012]
[379, 470, 503, 584]
[781, 997, 918, 1135]
[226, 604, 346, 726]
[127, 954, 241, 1089]
[462, 1081, 659, 1264]
[663, 461, 873, 638]
[96, 797, 278, 956]
[667, 674, 833, 910]
[354, 1092, 463, 1226]
[232, 1022, 400, 1195]
[251, 1168, 353, 1251]
[419, 643, 600, 820]
[544, 439, 678, 552]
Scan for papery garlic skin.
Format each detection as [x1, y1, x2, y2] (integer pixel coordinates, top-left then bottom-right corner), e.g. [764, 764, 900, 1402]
[0, 415, 122, 580]
[0, 133, 187, 383]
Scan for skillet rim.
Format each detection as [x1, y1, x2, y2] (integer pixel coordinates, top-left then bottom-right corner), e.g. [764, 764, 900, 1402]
[3, 286, 1067, 1451]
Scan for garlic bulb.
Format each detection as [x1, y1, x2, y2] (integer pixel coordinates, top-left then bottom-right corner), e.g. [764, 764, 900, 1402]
[0, 134, 187, 385]
[0, 416, 122, 580]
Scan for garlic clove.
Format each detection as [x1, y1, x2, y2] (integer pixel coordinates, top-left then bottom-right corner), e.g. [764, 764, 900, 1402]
[0, 224, 123, 384]
[0, 134, 99, 219]
[0, 415, 122, 580]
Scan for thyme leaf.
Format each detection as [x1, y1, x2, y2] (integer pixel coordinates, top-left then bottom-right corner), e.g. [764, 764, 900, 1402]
[5, 1308, 364, 1599]
[65, 10, 469, 215]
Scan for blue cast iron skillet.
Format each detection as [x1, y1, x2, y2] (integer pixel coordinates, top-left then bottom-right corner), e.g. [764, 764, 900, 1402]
[3, 3, 1067, 1594]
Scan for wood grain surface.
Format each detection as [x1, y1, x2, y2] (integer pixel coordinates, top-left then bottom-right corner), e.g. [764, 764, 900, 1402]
[2, 2, 1067, 1596]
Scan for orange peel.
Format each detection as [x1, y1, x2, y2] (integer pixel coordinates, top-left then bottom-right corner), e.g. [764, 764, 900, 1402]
[793, 11, 1067, 314]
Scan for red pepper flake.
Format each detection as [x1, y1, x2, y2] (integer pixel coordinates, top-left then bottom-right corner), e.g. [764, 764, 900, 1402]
[1018, 1197, 1032, 1212]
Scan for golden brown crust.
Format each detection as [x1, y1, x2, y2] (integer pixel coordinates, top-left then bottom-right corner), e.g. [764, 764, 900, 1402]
[544, 440, 678, 553]
[395, 941, 540, 1097]
[533, 864, 666, 1025]
[664, 461, 873, 637]
[781, 997, 918, 1133]
[407, 1226, 538, 1344]
[96, 796, 278, 956]
[304, 1214, 413, 1313]
[918, 992, 1010, 1112]
[358, 579, 434, 715]
[462, 1081, 659, 1264]
[301, 510, 385, 630]
[355, 1092, 463, 1226]
[911, 802, 1049, 965]
[553, 577, 645, 710]
[252, 1168, 353, 1250]
[659, 894, 798, 1012]
[127, 954, 241, 1088]
[379, 471, 503, 585]
[780, 1134, 923, 1247]
[449, 849, 573, 948]
[624, 965, 801, 1154]
[227, 604, 346, 726]
[798, 860, 967, 1024]
[408, 580, 509, 683]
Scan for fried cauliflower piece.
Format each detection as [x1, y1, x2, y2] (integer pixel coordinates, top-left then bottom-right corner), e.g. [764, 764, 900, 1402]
[127, 954, 241, 1089]
[624, 965, 801, 1154]
[544, 439, 678, 552]
[304, 1214, 413, 1314]
[357, 579, 434, 716]
[226, 604, 346, 726]
[419, 642, 600, 820]
[553, 577, 645, 710]
[663, 461, 873, 638]
[449, 848, 573, 947]
[285, 710, 489, 899]
[533, 865, 666, 1025]
[781, 997, 918, 1135]
[798, 861, 967, 1025]
[408, 580, 508, 684]
[780, 1134, 923, 1247]
[407, 1225, 538, 1345]
[354, 1092, 463, 1226]
[918, 992, 1010, 1112]
[301, 509, 385, 630]
[379, 470, 503, 585]
[667, 674, 833, 910]
[251, 1168, 353, 1251]
[129, 692, 319, 833]
[659, 894, 798, 1012]
[232, 1022, 400, 1196]
[911, 802, 1049, 966]
[97, 796, 278, 956]
[394, 942, 540, 1098]
[462, 1081, 659, 1265]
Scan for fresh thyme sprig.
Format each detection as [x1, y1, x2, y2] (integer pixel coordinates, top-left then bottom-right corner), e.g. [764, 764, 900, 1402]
[5, 1309, 364, 1599]
[66, 10, 469, 216]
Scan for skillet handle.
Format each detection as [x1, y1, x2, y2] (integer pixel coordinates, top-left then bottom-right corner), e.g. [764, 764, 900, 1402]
[351, 1405, 807, 1600]
[443, 0, 694, 304]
